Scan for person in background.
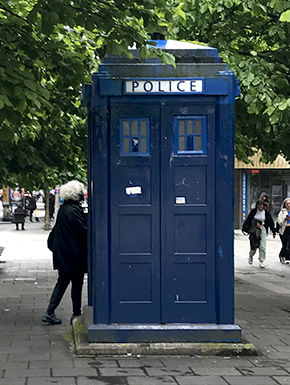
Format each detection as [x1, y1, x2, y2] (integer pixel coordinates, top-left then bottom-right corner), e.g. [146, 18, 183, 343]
[260, 192, 271, 211]
[242, 199, 276, 268]
[277, 198, 290, 264]
[42, 180, 87, 325]
[12, 204, 25, 230]
[49, 192, 55, 221]
[26, 193, 37, 222]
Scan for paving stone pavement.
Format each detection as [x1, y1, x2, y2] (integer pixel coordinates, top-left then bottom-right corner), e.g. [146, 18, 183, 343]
[2, 221, 290, 384]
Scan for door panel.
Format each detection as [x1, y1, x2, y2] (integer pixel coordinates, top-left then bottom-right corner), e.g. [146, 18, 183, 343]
[110, 103, 161, 323]
[110, 100, 216, 324]
[161, 102, 216, 323]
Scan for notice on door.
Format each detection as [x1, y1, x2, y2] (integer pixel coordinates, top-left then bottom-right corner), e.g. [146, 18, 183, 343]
[176, 197, 186, 204]
[125, 186, 142, 196]
[125, 79, 203, 94]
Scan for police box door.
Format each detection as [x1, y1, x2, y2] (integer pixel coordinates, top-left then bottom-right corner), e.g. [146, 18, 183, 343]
[110, 100, 216, 324]
[160, 101, 216, 323]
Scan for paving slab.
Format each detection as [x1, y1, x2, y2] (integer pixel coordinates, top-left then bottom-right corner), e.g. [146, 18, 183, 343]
[1, 224, 290, 385]
[77, 377, 128, 385]
[174, 376, 228, 385]
[127, 377, 176, 385]
[222, 377, 277, 385]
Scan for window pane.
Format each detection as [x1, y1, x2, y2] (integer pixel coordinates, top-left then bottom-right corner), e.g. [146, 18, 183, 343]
[271, 171, 282, 215]
[140, 138, 147, 153]
[260, 170, 270, 191]
[179, 136, 185, 151]
[131, 121, 138, 136]
[123, 138, 130, 153]
[140, 121, 147, 136]
[123, 121, 130, 136]
[179, 120, 185, 135]
[195, 120, 202, 135]
[187, 120, 193, 135]
[131, 137, 139, 152]
[187, 136, 193, 151]
[195, 136, 202, 151]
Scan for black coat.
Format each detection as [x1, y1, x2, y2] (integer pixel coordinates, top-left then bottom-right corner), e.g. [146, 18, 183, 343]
[242, 208, 276, 235]
[48, 200, 87, 273]
[27, 196, 37, 211]
[12, 207, 25, 224]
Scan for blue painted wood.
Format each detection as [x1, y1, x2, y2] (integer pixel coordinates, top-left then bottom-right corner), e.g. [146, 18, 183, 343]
[215, 102, 236, 324]
[110, 103, 161, 323]
[160, 101, 217, 323]
[98, 78, 229, 97]
[83, 40, 240, 342]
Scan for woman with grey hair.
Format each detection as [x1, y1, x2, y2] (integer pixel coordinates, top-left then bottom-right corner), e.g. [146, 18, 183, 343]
[42, 180, 87, 325]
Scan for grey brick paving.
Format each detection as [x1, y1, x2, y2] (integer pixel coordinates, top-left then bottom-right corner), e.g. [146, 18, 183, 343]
[4, 368, 51, 377]
[77, 377, 128, 385]
[190, 367, 241, 376]
[273, 377, 290, 385]
[161, 357, 255, 368]
[118, 358, 165, 367]
[145, 367, 194, 376]
[3, 224, 290, 385]
[52, 368, 98, 377]
[98, 368, 147, 376]
[238, 367, 288, 375]
[8, 352, 51, 361]
[0, 380, 25, 385]
[90, 359, 119, 368]
[28, 360, 74, 369]
[222, 377, 277, 385]
[127, 377, 176, 384]
[28, 378, 77, 385]
[0, 361, 28, 369]
[174, 377, 228, 385]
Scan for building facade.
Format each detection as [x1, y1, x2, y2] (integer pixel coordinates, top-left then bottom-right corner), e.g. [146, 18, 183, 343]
[234, 153, 290, 229]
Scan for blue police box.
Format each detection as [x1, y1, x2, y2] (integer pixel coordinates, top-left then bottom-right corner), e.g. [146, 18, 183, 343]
[82, 39, 241, 343]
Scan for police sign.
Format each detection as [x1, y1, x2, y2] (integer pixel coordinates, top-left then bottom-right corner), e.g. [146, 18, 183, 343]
[125, 78, 203, 94]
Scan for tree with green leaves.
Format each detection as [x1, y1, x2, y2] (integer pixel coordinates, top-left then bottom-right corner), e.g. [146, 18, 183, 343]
[171, 0, 290, 163]
[0, 0, 176, 190]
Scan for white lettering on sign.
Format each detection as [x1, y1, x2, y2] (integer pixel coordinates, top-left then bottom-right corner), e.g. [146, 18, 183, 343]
[125, 79, 203, 94]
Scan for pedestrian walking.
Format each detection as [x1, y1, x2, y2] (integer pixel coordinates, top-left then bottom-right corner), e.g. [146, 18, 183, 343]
[42, 180, 87, 325]
[242, 199, 276, 268]
[260, 192, 271, 211]
[49, 192, 55, 221]
[26, 193, 37, 222]
[277, 198, 290, 264]
[12, 204, 25, 230]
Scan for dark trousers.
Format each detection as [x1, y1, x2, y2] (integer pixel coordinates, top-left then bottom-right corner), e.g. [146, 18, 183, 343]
[29, 210, 34, 221]
[47, 271, 85, 316]
[280, 227, 290, 260]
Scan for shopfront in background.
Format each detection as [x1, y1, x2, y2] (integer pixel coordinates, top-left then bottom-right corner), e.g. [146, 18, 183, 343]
[234, 152, 290, 229]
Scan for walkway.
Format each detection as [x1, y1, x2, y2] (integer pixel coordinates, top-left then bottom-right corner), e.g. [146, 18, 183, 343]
[1, 221, 290, 384]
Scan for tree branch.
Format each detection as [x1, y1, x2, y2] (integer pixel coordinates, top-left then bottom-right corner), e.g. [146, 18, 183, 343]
[0, 2, 28, 23]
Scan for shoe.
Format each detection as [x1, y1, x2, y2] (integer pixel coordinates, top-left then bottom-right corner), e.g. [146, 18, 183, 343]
[259, 262, 266, 268]
[248, 255, 253, 265]
[279, 255, 286, 264]
[286, 260, 290, 265]
[42, 313, 62, 325]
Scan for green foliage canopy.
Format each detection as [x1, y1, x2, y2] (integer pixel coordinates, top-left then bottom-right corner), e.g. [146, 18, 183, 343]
[172, 0, 290, 163]
[0, 0, 174, 189]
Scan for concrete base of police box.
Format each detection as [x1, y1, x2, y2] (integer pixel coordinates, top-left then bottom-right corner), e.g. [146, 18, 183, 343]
[71, 306, 258, 357]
